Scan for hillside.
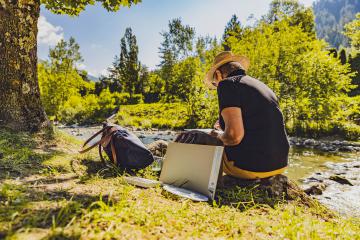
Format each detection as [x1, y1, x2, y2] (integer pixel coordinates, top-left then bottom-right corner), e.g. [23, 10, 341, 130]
[313, 0, 360, 48]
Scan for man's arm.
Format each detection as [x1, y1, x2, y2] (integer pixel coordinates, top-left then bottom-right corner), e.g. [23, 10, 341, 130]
[214, 107, 244, 146]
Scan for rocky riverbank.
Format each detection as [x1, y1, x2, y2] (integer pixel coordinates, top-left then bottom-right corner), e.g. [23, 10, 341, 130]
[303, 158, 360, 217]
[289, 137, 360, 152]
[61, 125, 360, 152]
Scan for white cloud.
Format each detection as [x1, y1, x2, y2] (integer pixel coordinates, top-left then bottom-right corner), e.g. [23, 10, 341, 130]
[88, 68, 109, 78]
[76, 63, 87, 70]
[37, 16, 64, 46]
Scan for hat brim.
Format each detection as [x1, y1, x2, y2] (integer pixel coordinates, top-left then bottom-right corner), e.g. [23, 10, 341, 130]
[204, 55, 250, 90]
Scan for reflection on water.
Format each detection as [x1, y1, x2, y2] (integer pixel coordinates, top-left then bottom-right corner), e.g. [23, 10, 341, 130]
[285, 147, 356, 182]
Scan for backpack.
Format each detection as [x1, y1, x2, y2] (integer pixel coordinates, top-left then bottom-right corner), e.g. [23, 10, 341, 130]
[79, 122, 154, 171]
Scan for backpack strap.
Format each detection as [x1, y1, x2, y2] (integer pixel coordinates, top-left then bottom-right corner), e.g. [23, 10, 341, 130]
[98, 137, 118, 167]
[79, 126, 117, 154]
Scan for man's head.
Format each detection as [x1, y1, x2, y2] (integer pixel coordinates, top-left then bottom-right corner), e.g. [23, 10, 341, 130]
[212, 61, 245, 87]
[204, 51, 250, 89]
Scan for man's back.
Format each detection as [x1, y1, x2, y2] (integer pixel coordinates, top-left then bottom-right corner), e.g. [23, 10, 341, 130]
[218, 74, 289, 172]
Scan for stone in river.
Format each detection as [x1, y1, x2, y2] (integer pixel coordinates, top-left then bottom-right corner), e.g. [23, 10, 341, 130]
[329, 175, 354, 186]
[147, 140, 168, 157]
[304, 139, 316, 146]
[304, 183, 327, 195]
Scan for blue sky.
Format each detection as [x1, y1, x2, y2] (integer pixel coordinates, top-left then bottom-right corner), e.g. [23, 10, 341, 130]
[37, 0, 315, 77]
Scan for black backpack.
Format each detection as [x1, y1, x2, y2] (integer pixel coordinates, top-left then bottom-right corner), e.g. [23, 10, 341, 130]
[80, 123, 154, 171]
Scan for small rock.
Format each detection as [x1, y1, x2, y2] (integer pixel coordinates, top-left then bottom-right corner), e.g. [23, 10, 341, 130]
[329, 175, 353, 186]
[304, 183, 327, 195]
[304, 139, 316, 146]
[147, 140, 168, 157]
[339, 146, 354, 152]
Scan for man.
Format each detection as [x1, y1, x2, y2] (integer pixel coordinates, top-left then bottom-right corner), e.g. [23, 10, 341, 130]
[205, 51, 289, 179]
[175, 51, 289, 179]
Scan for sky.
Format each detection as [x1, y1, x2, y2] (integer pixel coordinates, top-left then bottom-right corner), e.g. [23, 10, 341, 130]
[37, 0, 316, 77]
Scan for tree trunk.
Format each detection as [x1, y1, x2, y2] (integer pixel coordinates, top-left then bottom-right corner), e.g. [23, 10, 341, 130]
[0, 0, 49, 132]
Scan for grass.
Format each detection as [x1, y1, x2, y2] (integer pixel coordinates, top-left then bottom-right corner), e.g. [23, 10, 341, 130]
[0, 128, 360, 239]
[116, 103, 189, 129]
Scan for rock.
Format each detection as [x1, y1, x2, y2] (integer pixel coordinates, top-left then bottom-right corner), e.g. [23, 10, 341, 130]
[221, 174, 312, 201]
[304, 183, 327, 195]
[339, 146, 355, 152]
[147, 140, 168, 157]
[329, 175, 353, 186]
[259, 175, 289, 197]
[304, 139, 316, 146]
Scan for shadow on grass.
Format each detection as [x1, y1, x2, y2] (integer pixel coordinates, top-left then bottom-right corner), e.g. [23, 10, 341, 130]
[0, 129, 69, 180]
[0, 182, 114, 238]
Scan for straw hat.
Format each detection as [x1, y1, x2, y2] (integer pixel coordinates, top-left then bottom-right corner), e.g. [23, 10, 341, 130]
[204, 51, 250, 89]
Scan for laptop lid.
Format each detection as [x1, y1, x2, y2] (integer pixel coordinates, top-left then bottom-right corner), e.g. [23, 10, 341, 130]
[159, 142, 224, 199]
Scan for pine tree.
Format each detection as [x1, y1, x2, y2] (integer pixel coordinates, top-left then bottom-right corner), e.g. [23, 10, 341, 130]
[109, 27, 141, 97]
[222, 14, 242, 51]
[339, 48, 347, 64]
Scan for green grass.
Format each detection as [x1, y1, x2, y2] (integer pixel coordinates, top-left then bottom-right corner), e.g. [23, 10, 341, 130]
[116, 103, 189, 129]
[0, 128, 360, 239]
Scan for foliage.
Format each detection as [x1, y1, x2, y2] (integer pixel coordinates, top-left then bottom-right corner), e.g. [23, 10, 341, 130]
[159, 18, 196, 102]
[344, 14, 360, 97]
[109, 27, 144, 97]
[41, 0, 141, 16]
[222, 14, 243, 51]
[39, 37, 87, 117]
[313, 0, 360, 48]
[116, 103, 188, 129]
[344, 13, 360, 53]
[266, 0, 315, 36]
[222, 12, 359, 139]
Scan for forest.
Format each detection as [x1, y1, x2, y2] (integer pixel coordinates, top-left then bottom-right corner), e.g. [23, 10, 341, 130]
[36, 0, 360, 139]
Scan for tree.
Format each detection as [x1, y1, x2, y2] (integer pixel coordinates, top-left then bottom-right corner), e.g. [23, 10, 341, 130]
[158, 18, 195, 101]
[49, 37, 83, 74]
[38, 38, 92, 118]
[222, 14, 242, 50]
[344, 13, 360, 96]
[227, 18, 356, 136]
[344, 13, 360, 52]
[109, 27, 141, 97]
[266, 0, 315, 37]
[339, 48, 347, 64]
[0, 0, 140, 131]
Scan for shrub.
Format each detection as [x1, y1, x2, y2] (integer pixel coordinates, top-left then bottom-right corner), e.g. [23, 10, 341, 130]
[116, 103, 188, 129]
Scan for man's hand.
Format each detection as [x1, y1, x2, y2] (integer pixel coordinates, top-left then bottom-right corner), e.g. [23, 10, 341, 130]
[175, 130, 223, 146]
[213, 120, 221, 130]
[210, 129, 222, 138]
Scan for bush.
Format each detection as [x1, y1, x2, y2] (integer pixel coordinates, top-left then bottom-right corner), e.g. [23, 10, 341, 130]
[116, 103, 188, 129]
[112, 92, 130, 105]
[128, 94, 144, 104]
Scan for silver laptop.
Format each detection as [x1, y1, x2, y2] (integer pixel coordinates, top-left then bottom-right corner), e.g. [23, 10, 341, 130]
[159, 142, 224, 200]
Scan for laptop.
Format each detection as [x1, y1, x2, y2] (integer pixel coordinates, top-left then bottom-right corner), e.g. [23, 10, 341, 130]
[159, 142, 224, 201]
